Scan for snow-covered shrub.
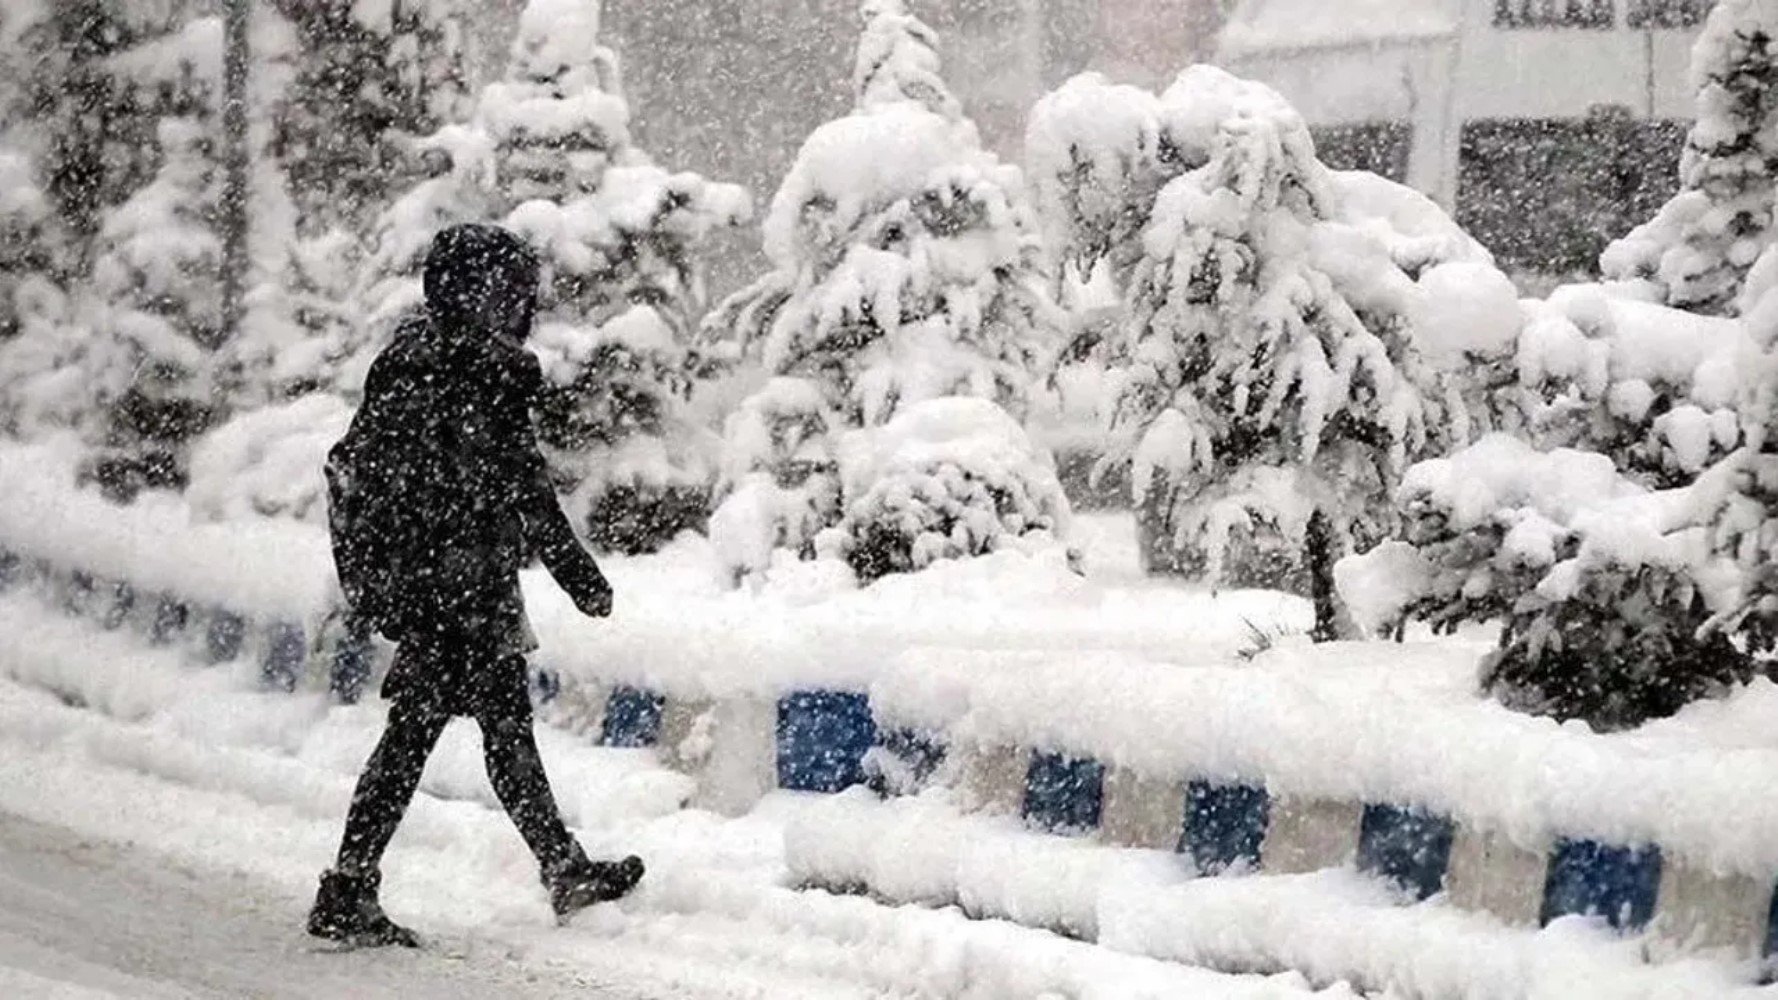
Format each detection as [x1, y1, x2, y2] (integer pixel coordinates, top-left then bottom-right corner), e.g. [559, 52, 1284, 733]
[707, 377, 844, 585]
[1603, 0, 1778, 315]
[1087, 66, 1515, 637]
[186, 391, 352, 524]
[1340, 434, 1756, 730]
[705, 0, 1061, 584]
[821, 397, 1071, 582]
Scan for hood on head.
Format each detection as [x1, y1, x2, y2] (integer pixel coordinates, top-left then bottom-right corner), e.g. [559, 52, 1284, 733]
[422, 223, 541, 342]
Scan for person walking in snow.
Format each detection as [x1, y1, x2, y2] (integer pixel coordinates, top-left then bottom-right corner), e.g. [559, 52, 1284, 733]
[309, 224, 644, 948]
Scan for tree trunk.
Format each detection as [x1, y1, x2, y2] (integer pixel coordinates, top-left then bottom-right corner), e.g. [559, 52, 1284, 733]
[1306, 507, 1340, 643]
[216, 0, 252, 351]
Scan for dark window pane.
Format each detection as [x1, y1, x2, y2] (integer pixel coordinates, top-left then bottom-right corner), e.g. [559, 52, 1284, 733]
[1627, 0, 1715, 29]
[1311, 121, 1414, 183]
[1457, 114, 1685, 277]
[1495, 0, 1616, 29]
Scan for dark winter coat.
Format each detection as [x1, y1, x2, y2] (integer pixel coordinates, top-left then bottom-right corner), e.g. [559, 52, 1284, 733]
[328, 224, 611, 715]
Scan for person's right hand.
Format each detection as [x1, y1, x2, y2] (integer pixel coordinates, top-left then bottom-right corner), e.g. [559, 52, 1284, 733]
[574, 583, 614, 619]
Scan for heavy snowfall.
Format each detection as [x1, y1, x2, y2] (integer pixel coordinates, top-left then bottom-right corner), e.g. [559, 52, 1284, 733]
[3, 0, 1778, 996]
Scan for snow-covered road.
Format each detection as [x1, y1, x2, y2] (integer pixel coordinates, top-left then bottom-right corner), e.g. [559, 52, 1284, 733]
[0, 810, 660, 999]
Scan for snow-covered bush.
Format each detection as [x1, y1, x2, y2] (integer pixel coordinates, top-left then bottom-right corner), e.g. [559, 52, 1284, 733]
[1339, 268, 1774, 727]
[1086, 66, 1515, 637]
[1603, 0, 1778, 315]
[1514, 285, 1761, 487]
[705, 0, 1062, 584]
[1340, 434, 1756, 730]
[186, 391, 352, 524]
[822, 397, 1071, 582]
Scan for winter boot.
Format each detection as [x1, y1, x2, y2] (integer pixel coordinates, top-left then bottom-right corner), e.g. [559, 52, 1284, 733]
[545, 853, 645, 919]
[307, 869, 421, 948]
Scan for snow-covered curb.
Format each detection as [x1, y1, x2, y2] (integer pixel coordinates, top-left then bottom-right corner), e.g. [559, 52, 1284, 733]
[786, 792, 1762, 1000]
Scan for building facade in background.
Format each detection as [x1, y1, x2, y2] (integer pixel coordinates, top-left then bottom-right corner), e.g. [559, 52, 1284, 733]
[1217, 0, 1714, 279]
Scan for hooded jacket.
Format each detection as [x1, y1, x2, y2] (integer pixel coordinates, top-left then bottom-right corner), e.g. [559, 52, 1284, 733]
[330, 225, 609, 709]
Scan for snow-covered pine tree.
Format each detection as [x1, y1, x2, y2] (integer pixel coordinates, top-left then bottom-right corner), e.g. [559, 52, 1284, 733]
[1603, 0, 1778, 316]
[1022, 73, 1189, 508]
[1104, 66, 1518, 639]
[269, 0, 472, 235]
[481, 0, 749, 552]
[0, 4, 227, 462]
[79, 117, 224, 499]
[260, 0, 482, 405]
[1025, 72, 1180, 317]
[705, 0, 1064, 585]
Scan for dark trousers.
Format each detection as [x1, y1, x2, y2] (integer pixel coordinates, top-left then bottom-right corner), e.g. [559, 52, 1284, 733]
[333, 651, 581, 879]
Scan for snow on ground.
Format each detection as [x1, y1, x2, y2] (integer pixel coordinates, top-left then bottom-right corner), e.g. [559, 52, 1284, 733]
[0, 587, 1343, 1000]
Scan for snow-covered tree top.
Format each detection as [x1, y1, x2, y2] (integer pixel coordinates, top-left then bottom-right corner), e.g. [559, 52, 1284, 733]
[1025, 72, 1169, 269]
[762, 103, 1007, 266]
[1687, 0, 1778, 93]
[1603, 0, 1778, 314]
[478, 0, 626, 153]
[512, 0, 605, 84]
[836, 395, 1059, 502]
[853, 0, 960, 121]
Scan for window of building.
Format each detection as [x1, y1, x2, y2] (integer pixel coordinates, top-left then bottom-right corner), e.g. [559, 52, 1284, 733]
[1493, 0, 1616, 29]
[1626, 0, 1714, 29]
[1310, 122, 1413, 183]
[1457, 113, 1685, 278]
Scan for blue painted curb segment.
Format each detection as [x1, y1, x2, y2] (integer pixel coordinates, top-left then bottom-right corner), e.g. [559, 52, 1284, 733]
[1359, 803, 1455, 902]
[778, 691, 875, 793]
[1184, 780, 1269, 875]
[1023, 750, 1105, 836]
[601, 685, 665, 748]
[1540, 838, 1662, 931]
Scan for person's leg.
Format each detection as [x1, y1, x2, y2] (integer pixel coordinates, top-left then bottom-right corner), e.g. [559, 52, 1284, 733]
[310, 685, 450, 946]
[478, 700, 579, 875]
[334, 696, 451, 875]
[475, 653, 644, 916]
